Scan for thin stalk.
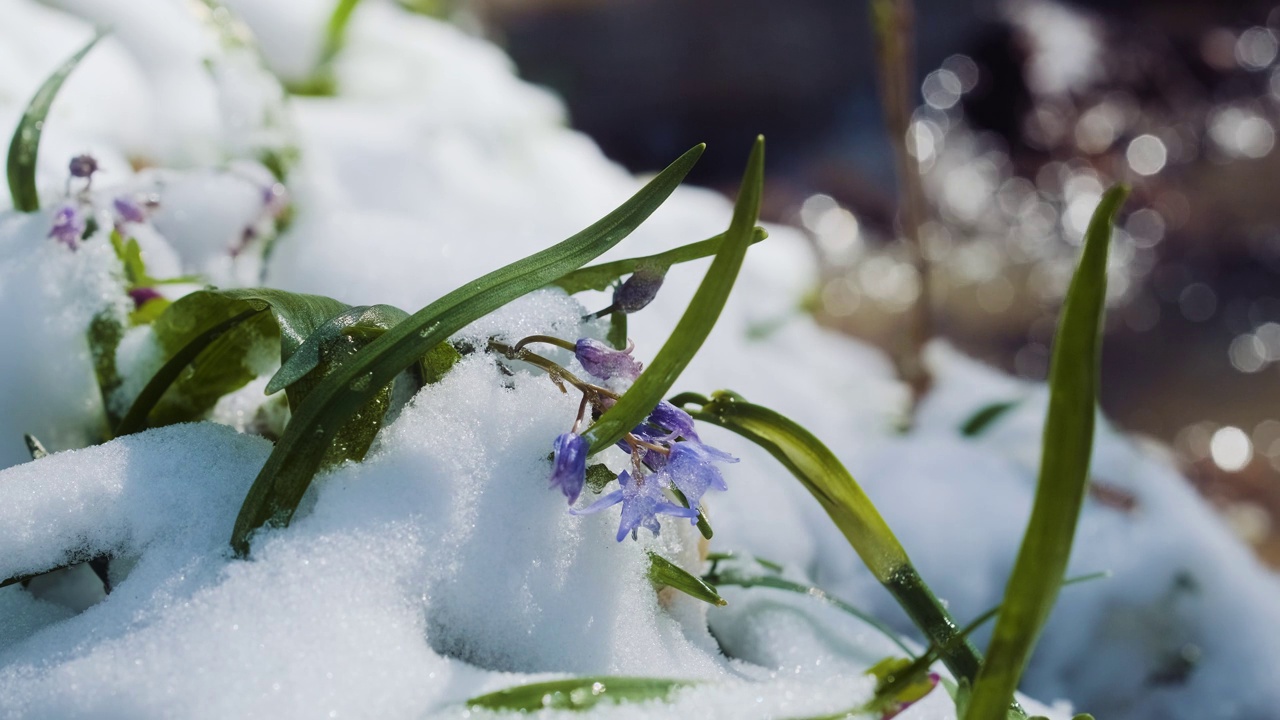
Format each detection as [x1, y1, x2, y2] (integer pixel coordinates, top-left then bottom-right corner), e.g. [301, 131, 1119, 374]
[870, 0, 932, 412]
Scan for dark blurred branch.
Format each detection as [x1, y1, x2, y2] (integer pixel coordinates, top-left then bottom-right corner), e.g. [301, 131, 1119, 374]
[871, 0, 933, 413]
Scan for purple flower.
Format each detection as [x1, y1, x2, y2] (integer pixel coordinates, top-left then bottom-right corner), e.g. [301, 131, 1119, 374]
[48, 205, 85, 249]
[575, 337, 643, 381]
[572, 470, 697, 541]
[68, 154, 98, 179]
[113, 196, 147, 224]
[660, 441, 737, 511]
[614, 264, 666, 314]
[647, 400, 700, 442]
[549, 432, 588, 504]
[128, 287, 164, 308]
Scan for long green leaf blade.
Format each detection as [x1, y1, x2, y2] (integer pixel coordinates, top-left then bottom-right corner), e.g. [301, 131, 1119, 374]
[467, 677, 690, 711]
[582, 136, 764, 454]
[963, 186, 1127, 720]
[681, 391, 983, 685]
[7, 31, 104, 212]
[230, 144, 705, 555]
[551, 227, 768, 295]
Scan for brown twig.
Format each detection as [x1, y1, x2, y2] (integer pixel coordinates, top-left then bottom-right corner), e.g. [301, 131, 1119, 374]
[871, 0, 934, 414]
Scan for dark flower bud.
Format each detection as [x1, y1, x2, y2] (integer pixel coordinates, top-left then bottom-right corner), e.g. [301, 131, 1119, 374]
[613, 264, 666, 314]
[68, 154, 98, 179]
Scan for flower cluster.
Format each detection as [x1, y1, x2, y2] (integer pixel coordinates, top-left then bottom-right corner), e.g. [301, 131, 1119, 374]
[532, 336, 737, 542]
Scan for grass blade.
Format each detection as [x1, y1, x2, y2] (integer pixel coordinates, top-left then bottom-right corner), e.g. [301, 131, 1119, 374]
[962, 186, 1128, 720]
[703, 566, 914, 656]
[678, 391, 983, 685]
[581, 137, 764, 455]
[550, 227, 768, 295]
[960, 400, 1020, 437]
[7, 31, 104, 212]
[647, 551, 725, 607]
[230, 144, 705, 555]
[467, 677, 691, 711]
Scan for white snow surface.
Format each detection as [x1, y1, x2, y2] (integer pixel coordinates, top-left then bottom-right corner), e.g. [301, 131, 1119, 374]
[0, 1, 1275, 718]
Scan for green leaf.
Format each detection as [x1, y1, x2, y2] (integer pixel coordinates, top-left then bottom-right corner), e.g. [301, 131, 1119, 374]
[680, 391, 984, 686]
[963, 186, 1127, 720]
[646, 551, 725, 607]
[551, 226, 769, 295]
[582, 137, 764, 456]
[321, 0, 363, 65]
[960, 400, 1020, 437]
[607, 310, 628, 350]
[230, 144, 705, 556]
[266, 304, 409, 395]
[88, 310, 125, 429]
[467, 677, 691, 711]
[116, 289, 350, 435]
[584, 463, 617, 494]
[7, 31, 104, 212]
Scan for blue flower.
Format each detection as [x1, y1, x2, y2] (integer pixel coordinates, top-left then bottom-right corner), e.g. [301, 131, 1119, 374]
[646, 400, 700, 442]
[575, 337, 643, 381]
[549, 432, 588, 504]
[572, 470, 697, 541]
[613, 264, 666, 314]
[48, 205, 84, 249]
[660, 441, 737, 511]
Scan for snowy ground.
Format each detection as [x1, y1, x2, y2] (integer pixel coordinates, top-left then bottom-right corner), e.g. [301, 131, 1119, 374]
[0, 1, 1278, 718]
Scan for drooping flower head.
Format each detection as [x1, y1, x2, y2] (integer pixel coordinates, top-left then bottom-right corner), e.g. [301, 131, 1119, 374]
[48, 205, 85, 250]
[575, 337, 643, 381]
[549, 432, 588, 504]
[646, 400, 700, 442]
[572, 470, 697, 541]
[613, 264, 666, 314]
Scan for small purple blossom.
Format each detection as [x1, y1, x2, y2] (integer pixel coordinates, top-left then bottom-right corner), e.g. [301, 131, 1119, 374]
[575, 337, 643, 381]
[660, 441, 737, 511]
[571, 470, 697, 541]
[881, 673, 940, 719]
[646, 400, 700, 442]
[48, 205, 85, 249]
[113, 196, 148, 225]
[128, 287, 164, 308]
[613, 264, 666, 314]
[68, 154, 98, 179]
[549, 432, 588, 504]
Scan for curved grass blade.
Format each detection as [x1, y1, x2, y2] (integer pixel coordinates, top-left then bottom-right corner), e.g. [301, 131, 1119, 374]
[960, 400, 1020, 437]
[705, 568, 913, 656]
[230, 144, 705, 556]
[678, 390, 983, 686]
[647, 551, 725, 607]
[467, 677, 691, 711]
[115, 289, 350, 436]
[581, 137, 764, 455]
[962, 186, 1127, 720]
[7, 31, 105, 212]
[551, 227, 769, 295]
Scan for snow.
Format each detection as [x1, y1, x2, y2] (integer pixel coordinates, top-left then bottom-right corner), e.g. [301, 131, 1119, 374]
[0, 0, 1275, 718]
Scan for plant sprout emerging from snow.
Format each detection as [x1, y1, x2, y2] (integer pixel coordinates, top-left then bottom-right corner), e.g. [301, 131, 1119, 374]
[517, 333, 737, 541]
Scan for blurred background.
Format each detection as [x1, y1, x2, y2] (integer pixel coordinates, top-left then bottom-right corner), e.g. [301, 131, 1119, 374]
[453, 0, 1280, 566]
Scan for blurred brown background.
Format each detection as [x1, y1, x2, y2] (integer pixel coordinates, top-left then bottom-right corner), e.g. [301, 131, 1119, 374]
[465, 0, 1280, 566]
